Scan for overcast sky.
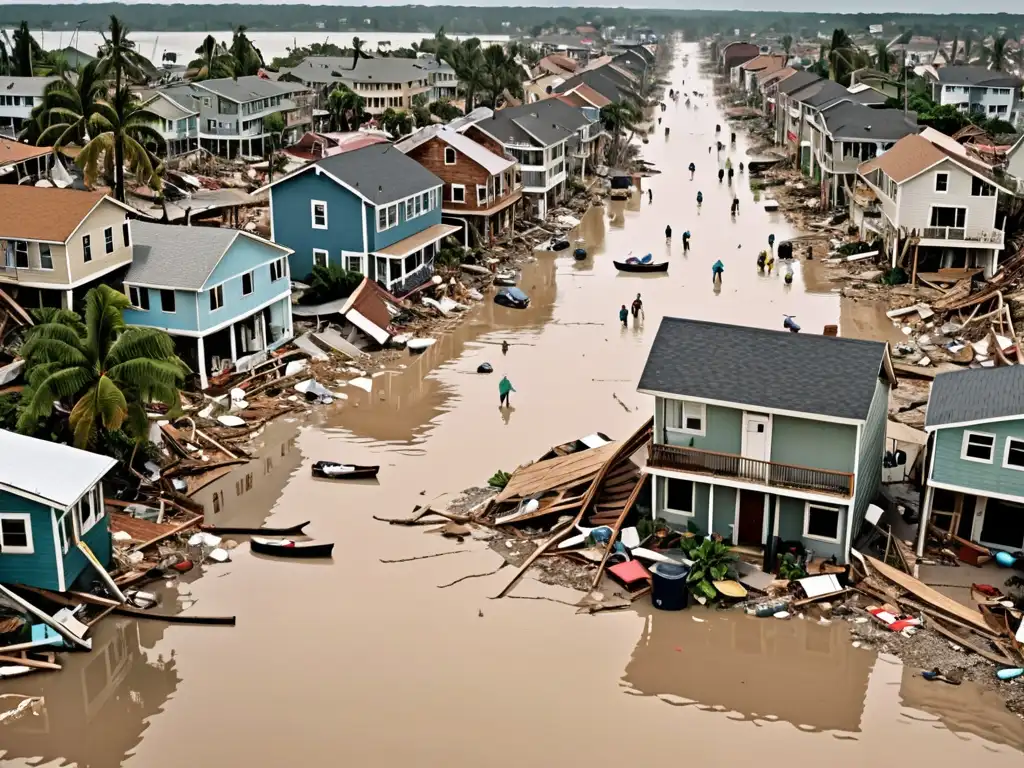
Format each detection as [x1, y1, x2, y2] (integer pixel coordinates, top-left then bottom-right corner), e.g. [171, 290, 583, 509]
[3, 0, 1021, 14]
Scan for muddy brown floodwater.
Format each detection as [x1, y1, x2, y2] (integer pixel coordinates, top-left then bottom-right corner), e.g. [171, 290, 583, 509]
[3, 43, 1023, 767]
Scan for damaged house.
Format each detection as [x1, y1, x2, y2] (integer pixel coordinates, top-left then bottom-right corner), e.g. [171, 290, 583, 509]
[638, 318, 896, 564]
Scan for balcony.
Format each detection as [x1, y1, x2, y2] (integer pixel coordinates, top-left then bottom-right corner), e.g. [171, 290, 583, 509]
[919, 226, 1004, 246]
[649, 443, 854, 498]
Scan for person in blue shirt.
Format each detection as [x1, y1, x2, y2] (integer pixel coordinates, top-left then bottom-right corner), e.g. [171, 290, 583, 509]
[712, 260, 724, 284]
[619, 304, 628, 327]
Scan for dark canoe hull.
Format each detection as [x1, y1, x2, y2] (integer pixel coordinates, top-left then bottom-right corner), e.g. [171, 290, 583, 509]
[614, 260, 669, 273]
[551, 240, 571, 251]
[250, 540, 335, 559]
[311, 461, 380, 480]
[202, 521, 310, 536]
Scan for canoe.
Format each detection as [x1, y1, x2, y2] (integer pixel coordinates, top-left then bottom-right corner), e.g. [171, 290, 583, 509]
[311, 461, 380, 480]
[614, 260, 669, 273]
[201, 521, 310, 536]
[251, 537, 334, 559]
[551, 239, 570, 251]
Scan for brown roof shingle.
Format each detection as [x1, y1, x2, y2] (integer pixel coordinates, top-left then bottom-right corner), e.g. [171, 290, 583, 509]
[0, 187, 108, 242]
[0, 138, 52, 167]
[858, 134, 946, 183]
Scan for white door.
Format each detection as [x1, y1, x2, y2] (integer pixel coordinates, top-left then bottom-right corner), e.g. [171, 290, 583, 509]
[743, 414, 770, 462]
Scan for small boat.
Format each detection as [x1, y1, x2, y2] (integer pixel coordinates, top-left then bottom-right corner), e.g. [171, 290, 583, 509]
[250, 537, 335, 559]
[202, 521, 310, 536]
[493, 271, 517, 286]
[311, 461, 380, 480]
[550, 239, 570, 252]
[406, 338, 436, 352]
[573, 247, 587, 260]
[614, 259, 668, 273]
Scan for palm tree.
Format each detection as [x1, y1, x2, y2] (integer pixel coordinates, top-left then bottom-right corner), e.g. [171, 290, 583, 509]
[263, 111, 286, 184]
[600, 99, 641, 166]
[326, 85, 365, 131]
[78, 87, 164, 201]
[446, 40, 486, 111]
[230, 26, 264, 77]
[96, 16, 148, 91]
[349, 36, 369, 70]
[33, 61, 108, 147]
[380, 107, 412, 138]
[984, 33, 1009, 71]
[11, 22, 40, 77]
[960, 32, 978, 65]
[18, 284, 188, 448]
[873, 40, 894, 74]
[0, 39, 10, 77]
[824, 28, 859, 86]
[481, 44, 519, 108]
[780, 34, 793, 60]
[190, 34, 235, 81]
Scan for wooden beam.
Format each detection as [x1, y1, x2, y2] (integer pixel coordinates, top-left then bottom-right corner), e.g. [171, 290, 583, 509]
[590, 475, 648, 590]
[0, 654, 61, 671]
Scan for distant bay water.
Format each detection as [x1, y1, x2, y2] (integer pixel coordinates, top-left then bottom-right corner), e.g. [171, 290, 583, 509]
[9, 29, 512, 64]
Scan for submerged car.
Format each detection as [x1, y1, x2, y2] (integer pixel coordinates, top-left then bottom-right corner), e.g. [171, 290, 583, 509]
[494, 287, 530, 309]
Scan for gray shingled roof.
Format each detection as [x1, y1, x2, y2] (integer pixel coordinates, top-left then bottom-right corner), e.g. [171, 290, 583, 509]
[196, 76, 302, 104]
[799, 80, 857, 108]
[936, 65, 1022, 88]
[291, 55, 433, 85]
[127, 222, 241, 290]
[315, 143, 443, 205]
[474, 101, 583, 148]
[821, 103, 920, 141]
[637, 318, 888, 421]
[776, 70, 821, 95]
[0, 76, 59, 98]
[925, 366, 1024, 429]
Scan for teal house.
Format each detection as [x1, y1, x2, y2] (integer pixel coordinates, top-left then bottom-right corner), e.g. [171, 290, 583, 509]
[0, 429, 117, 591]
[257, 143, 458, 295]
[638, 318, 896, 563]
[122, 222, 294, 389]
[920, 366, 1024, 555]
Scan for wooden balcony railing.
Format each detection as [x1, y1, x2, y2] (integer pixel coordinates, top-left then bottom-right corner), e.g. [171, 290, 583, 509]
[649, 443, 854, 497]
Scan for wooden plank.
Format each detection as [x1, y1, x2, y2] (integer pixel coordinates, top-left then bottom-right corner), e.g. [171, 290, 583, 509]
[494, 521, 577, 599]
[865, 555, 995, 635]
[0, 654, 60, 671]
[495, 442, 622, 503]
[132, 515, 203, 551]
[927, 617, 1016, 666]
[590, 475, 648, 589]
[577, 419, 653, 519]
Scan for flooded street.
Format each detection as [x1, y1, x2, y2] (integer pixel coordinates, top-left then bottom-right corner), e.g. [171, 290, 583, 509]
[3, 43, 1023, 766]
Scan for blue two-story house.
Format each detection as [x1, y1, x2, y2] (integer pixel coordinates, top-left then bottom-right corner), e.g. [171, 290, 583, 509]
[0, 429, 116, 591]
[638, 318, 896, 563]
[257, 143, 458, 295]
[920, 366, 1024, 556]
[122, 222, 294, 389]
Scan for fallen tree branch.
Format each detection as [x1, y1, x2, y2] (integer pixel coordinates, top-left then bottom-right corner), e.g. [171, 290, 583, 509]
[438, 562, 508, 588]
[380, 550, 468, 564]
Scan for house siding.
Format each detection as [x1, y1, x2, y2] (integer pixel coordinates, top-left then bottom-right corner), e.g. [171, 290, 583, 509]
[270, 170, 366, 280]
[122, 289, 200, 332]
[0, 493, 60, 590]
[712, 485, 737, 535]
[897, 158, 999, 234]
[931, 419, 1024, 499]
[369, 188, 443, 252]
[198, 238, 291, 332]
[769, 416, 856, 473]
[852, 377, 889, 539]
[63, 513, 112, 590]
[66, 200, 133, 284]
[658, 398, 742, 454]
[405, 138, 495, 214]
[0, 241, 71, 287]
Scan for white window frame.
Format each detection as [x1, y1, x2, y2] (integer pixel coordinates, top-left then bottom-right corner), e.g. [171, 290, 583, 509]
[209, 284, 224, 311]
[13, 240, 29, 269]
[241, 270, 254, 296]
[663, 477, 695, 517]
[0, 512, 35, 554]
[803, 502, 842, 544]
[57, 510, 72, 555]
[934, 172, 949, 193]
[476, 184, 487, 204]
[38, 242, 53, 270]
[270, 258, 286, 282]
[405, 198, 415, 220]
[83, 234, 92, 262]
[376, 203, 399, 232]
[664, 399, 706, 437]
[310, 199, 328, 230]
[450, 184, 466, 203]
[122, 220, 131, 248]
[128, 285, 149, 310]
[961, 430, 996, 464]
[345, 252, 363, 274]
[444, 146, 457, 165]
[313, 248, 329, 269]
[1002, 437, 1024, 471]
[75, 487, 101, 536]
[104, 226, 114, 254]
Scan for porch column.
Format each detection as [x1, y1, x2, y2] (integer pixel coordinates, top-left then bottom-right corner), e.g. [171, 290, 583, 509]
[762, 493, 778, 572]
[916, 484, 935, 558]
[650, 475, 659, 519]
[707, 484, 714, 536]
[63, 290, 73, 310]
[229, 322, 237, 362]
[284, 296, 294, 340]
[258, 313, 267, 351]
[196, 336, 209, 390]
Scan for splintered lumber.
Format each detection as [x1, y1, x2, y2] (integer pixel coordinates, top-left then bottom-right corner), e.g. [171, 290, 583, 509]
[577, 418, 653, 520]
[931, 277, 974, 311]
[0, 654, 60, 671]
[926, 617, 1016, 666]
[495, 441, 622, 503]
[865, 555, 995, 636]
[494, 521, 577, 599]
[132, 514, 203, 551]
[590, 474, 648, 589]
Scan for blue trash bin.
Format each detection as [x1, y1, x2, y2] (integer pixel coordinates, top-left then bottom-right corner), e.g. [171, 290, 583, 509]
[651, 562, 690, 611]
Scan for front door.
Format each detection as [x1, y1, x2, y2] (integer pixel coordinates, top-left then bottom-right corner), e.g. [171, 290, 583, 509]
[743, 413, 770, 482]
[737, 489, 765, 546]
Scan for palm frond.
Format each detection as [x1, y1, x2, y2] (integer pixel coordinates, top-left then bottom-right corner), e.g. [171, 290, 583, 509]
[19, 337, 90, 367]
[105, 326, 178, 367]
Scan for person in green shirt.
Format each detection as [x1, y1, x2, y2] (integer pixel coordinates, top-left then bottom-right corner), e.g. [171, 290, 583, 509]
[499, 376, 515, 407]
[619, 304, 628, 326]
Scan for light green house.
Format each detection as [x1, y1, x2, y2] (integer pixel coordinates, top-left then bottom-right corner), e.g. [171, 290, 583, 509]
[920, 366, 1024, 555]
[637, 318, 896, 563]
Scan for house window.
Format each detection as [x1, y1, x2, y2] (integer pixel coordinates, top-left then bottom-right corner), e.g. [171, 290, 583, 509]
[804, 503, 841, 543]
[209, 285, 224, 311]
[346, 253, 363, 273]
[104, 227, 114, 254]
[961, 431, 995, 463]
[83, 234, 92, 262]
[242, 271, 254, 296]
[14, 240, 28, 268]
[406, 198, 415, 220]
[444, 146, 457, 164]
[212, 491, 223, 514]
[128, 286, 150, 310]
[930, 206, 966, 228]
[57, 511, 72, 554]
[203, 96, 212, 107]
[414, 195, 422, 215]
[376, 204, 398, 231]
[664, 399, 706, 435]
[76, 487, 101, 535]
[270, 258, 286, 282]
[160, 289, 176, 313]
[997, 105, 1008, 114]
[934, 172, 948, 192]
[313, 249, 329, 269]
[421, 191, 430, 211]
[38, 243, 52, 270]
[665, 478, 694, 515]
[1004, 438, 1024, 470]
[451, 184, 466, 203]
[476, 184, 487, 204]
[0, 513, 34, 554]
[122, 220, 131, 247]
[971, 177, 994, 197]
[310, 200, 328, 229]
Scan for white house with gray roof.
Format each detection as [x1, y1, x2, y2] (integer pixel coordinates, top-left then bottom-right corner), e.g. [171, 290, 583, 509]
[121, 222, 294, 389]
[926, 65, 1023, 126]
[140, 91, 199, 159]
[0, 76, 58, 138]
[281, 56, 437, 116]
